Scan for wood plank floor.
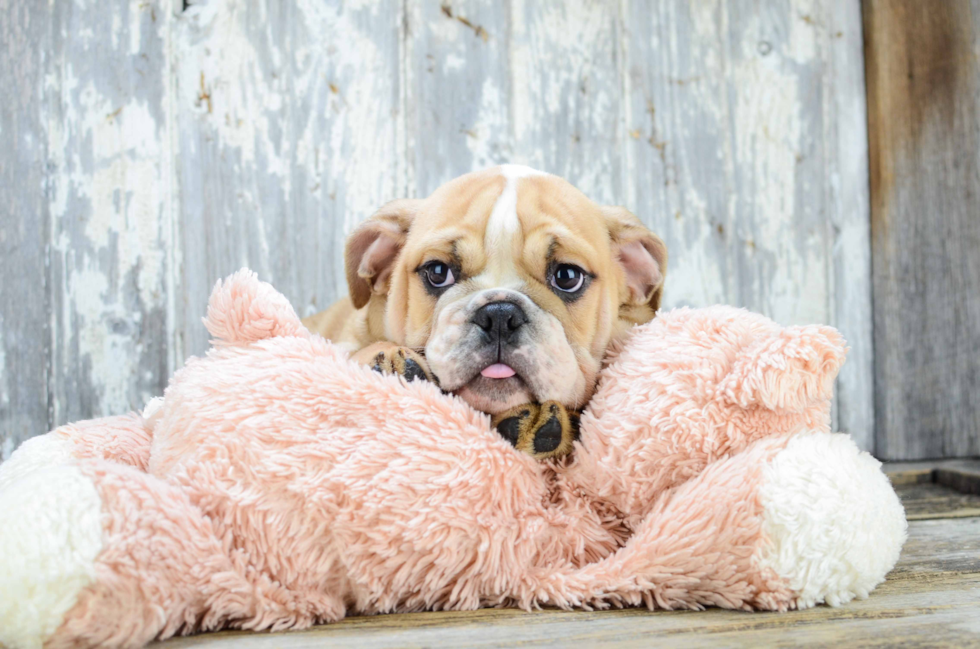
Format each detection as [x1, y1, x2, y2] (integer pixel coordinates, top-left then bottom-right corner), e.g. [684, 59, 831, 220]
[159, 463, 980, 648]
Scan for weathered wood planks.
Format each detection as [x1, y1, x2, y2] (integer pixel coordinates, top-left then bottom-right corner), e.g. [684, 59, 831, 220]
[624, 0, 873, 449]
[1, 0, 879, 456]
[886, 459, 980, 519]
[173, 0, 405, 357]
[408, 1, 625, 203]
[864, 0, 980, 460]
[0, 0, 52, 459]
[1, 0, 176, 457]
[44, 0, 176, 432]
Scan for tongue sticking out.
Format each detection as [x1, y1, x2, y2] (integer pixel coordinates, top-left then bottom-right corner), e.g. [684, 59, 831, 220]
[481, 363, 516, 379]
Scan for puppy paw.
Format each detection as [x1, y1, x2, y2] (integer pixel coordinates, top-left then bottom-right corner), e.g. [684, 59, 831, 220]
[353, 343, 436, 384]
[491, 401, 579, 460]
[374, 347, 436, 384]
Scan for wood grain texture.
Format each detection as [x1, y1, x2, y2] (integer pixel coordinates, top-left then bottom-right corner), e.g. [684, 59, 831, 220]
[890, 517, 980, 576]
[173, 0, 404, 358]
[407, 0, 512, 196]
[407, 0, 626, 198]
[623, 0, 874, 449]
[885, 459, 980, 517]
[508, 0, 625, 205]
[886, 458, 980, 491]
[826, 0, 875, 453]
[895, 481, 980, 521]
[156, 517, 980, 648]
[865, 0, 980, 460]
[0, 0, 51, 459]
[45, 0, 176, 428]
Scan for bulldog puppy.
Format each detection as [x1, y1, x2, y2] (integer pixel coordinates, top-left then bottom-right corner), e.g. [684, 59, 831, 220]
[303, 165, 667, 458]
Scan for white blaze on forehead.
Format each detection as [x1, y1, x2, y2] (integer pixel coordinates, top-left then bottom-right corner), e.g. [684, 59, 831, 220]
[483, 165, 548, 282]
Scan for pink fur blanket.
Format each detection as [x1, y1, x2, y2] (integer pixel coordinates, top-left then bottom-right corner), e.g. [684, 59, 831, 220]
[0, 270, 907, 649]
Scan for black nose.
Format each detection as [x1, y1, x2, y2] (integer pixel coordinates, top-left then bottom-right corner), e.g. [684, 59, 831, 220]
[473, 301, 528, 344]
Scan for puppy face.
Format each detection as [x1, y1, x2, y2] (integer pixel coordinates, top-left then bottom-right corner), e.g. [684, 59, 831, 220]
[347, 166, 667, 414]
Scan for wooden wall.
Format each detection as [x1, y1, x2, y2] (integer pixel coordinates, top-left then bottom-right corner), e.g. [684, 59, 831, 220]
[864, 0, 980, 459]
[0, 0, 876, 458]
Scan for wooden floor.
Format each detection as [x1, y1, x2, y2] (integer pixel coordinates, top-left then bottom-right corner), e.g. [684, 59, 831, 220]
[159, 461, 980, 649]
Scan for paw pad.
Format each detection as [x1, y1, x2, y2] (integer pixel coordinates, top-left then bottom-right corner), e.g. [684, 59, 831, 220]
[491, 401, 578, 460]
[371, 348, 436, 384]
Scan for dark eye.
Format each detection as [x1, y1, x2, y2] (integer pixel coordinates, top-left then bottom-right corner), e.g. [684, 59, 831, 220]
[551, 264, 586, 293]
[422, 261, 455, 289]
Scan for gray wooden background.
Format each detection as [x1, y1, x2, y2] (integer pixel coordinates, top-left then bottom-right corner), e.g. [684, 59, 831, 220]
[0, 0, 896, 460]
[864, 0, 980, 461]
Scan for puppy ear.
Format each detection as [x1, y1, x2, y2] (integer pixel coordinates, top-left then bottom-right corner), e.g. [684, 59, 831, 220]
[345, 199, 421, 309]
[602, 206, 668, 312]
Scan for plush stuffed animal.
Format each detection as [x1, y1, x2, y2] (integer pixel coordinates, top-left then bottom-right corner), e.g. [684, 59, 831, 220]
[0, 270, 907, 649]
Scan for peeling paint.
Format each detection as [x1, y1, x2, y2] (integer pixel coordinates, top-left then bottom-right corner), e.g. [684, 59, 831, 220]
[173, 0, 404, 356]
[38, 0, 175, 429]
[787, 0, 820, 63]
[626, 0, 871, 448]
[465, 77, 509, 170]
[508, 0, 622, 204]
[730, 54, 824, 325]
[67, 263, 147, 414]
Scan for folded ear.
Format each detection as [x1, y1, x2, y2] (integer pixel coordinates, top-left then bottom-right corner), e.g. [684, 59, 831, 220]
[346, 199, 421, 309]
[602, 206, 668, 312]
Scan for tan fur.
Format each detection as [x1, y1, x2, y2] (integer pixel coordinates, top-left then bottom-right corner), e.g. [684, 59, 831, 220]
[303, 166, 667, 413]
[301, 292, 387, 351]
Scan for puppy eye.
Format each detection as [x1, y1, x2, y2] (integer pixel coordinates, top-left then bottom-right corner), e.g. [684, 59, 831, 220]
[551, 264, 586, 293]
[422, 261, 455, 289]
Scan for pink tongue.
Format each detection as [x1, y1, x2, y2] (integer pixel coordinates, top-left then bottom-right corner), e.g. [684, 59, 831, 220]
[481, 363, 516, 379]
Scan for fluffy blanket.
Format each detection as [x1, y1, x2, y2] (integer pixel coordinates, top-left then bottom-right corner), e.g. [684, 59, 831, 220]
[0, 270, 907, 649]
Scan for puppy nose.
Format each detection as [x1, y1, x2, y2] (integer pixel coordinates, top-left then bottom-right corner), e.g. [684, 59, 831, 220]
[473, 301, 528, 343]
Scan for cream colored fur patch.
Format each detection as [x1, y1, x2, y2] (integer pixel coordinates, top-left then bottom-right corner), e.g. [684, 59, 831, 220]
[0, 441, 104, 649]
[757, 432, 907, 608]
